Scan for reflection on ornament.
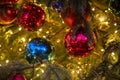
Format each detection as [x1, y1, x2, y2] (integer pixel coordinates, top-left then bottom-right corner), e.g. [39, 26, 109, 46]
[65, 28, 96, 58]
[0, 6, 17, 25]
[18, 2, 46, 31]
[110, 0, 120, 17]
[25, 38, 54, 64]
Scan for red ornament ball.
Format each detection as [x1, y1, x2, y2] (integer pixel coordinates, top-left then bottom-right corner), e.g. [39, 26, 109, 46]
[61, 5, 91, 27]
[64, 28, 96, 58]
[18, 2, 46, 31]
[61, 7, 77, 27]
[0, 0, 18, 4]
[0, 5, 17, 25]
[9, 73, 26, 80]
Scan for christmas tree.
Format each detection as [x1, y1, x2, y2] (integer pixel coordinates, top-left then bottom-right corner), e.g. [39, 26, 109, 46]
[0, 0, 120, 80]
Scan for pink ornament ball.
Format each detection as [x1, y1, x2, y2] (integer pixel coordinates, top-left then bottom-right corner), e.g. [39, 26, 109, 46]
[64, 28, 96, 58]
[8, 73, 26, 80]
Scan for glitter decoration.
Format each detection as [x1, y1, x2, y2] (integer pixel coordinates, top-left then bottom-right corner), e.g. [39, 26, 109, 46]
[18, 2, 46, 31]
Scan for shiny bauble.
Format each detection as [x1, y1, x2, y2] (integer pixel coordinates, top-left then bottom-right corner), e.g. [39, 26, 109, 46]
[8, 73, 26, 80]
[18, 2, 46, 31]
[25, 38, 54, 64]
[61, 4, 91, 27]
[64, 28, 96, 58]
[110, 0, 120, 17]
[52, 1, 61, 12]
[0, 5, 17, 25]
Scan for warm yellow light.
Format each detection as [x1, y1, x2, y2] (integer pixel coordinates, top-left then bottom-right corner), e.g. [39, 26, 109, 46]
[39, 4, 42, 6]
[112, 52, 115, 56]
[39, 28, 42, 32]
[10, 31, 13, 34]
[101, 49, 105, 52]
[22, 37, 26, 42]
[62, 21, 64, 24]
[105, 10, 108, 13]
[92, 7, 95, 11]
[42, 36, 46, 38]
[108, 8, 111, 11]
[18, 27, 22, 31]
[41, 69, 44, 73]
[0, 44, 1, 48]
[56, 39, 60, 43]
[114, 30, 118, 33]
[41, 64, 46, 67]
[71, 70, 75, 74]
[105, 21, 109, 25]
[78, 62, 81, 64]
[0, 64, 2, 66]
[46, 31, 49, 34]
[114, 23, 117, 26]
[29, 38, 32, 41]
[19, 48, 22, 51]
[99, 17, 105, 22]
[79, 68, 82, 71]
[35, 68, 39, 71]
[10, 48, 13, 50]
[36, 74, 40, 77]
[77, 71, 79, 74]
[45, 7, 47, 9]
[6, 60, 9, 63]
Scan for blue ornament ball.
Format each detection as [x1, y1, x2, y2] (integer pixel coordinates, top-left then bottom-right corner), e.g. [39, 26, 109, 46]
[25, 38, 54, 64]
[52, 1, 61, 12]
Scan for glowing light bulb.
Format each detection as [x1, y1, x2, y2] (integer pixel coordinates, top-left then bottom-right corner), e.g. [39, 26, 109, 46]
[99, 17, 105, 22]
[10, 31, 13, 34]
[92, 7, 95, 11]
[22, 37, 26, 42]
[62, 21, 64, 24]
[39, 4, 42, 7]
[19, 48, 22, 51]
[114, 30, 118, 33]
[105, 21, 109, 25]
[108, 8, 111, 11]
[42, 36, 46, 38]
[101, 49, 105, 52]
[41, 69, 44, 73]
[105, 10, 108, 13]
[56, 39, 60, 43]
[46, 31, 49, 34]
[71, 70, 75, 74]
[18, 27, 22, 31]
[79, 68, 82, 71]
[36, 74, 40, 77]
[6, 60, 9, 63]
[39, 28, 42, 32]
[112, 52, 115, 56]
[114, 23, 117, 26]
[41, 64, 46, 67]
